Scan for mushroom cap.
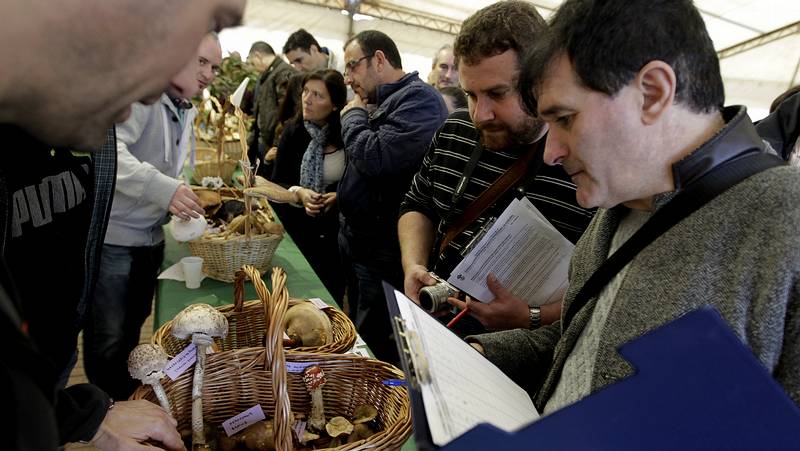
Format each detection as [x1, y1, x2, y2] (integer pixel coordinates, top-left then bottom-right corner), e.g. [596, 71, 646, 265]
[325, 417, 354, 437]
[302, 365, 326, 391]
[352, 404, 378, 424]
[127, 343, 169, 384]
[171, 303, 228, 340]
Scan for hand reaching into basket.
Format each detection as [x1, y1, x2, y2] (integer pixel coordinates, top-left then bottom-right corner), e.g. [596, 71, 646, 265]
[169, 184, 204, 221]
[89, 399, 186, 451]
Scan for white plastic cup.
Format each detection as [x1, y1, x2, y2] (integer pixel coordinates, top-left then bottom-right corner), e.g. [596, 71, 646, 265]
[181, 256, 204, 289]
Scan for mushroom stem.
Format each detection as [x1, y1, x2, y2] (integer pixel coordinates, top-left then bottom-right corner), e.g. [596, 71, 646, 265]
[191, 334, 214, 446]
[309, 388, 326, 431]
[152, 382, 172, 415]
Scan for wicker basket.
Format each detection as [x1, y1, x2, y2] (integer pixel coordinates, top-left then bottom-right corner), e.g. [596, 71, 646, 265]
[153, 265, 357, 357]
[133, 268, 411, 451]
[192, 146, 239, 184]
[188, 229, 282, 282]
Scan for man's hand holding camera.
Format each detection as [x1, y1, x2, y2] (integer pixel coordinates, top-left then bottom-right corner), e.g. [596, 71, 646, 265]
[403, 264, 437, 304]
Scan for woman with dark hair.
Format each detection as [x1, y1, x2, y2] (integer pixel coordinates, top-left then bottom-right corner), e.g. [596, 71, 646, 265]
[270, 69, 347, 303]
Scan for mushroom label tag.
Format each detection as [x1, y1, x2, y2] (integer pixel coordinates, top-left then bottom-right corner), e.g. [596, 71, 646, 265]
[165, 343, 197, 380]
[309, 297, 331, 309]
[222, 404, 266, 437]
[286, 361, 320, 373]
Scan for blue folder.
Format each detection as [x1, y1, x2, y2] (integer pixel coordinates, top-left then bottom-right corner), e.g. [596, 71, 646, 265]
[440, 306, 800, 450]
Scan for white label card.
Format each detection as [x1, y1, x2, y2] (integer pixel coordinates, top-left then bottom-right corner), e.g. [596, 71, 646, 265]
[165, 343, 196, 380]
[308, 297, 331, 309]
[285, 361, 320, 373]
[222, 404, 266, 436]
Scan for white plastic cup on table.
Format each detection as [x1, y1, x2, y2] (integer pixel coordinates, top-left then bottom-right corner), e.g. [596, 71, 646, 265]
[181, 256, 204, 289]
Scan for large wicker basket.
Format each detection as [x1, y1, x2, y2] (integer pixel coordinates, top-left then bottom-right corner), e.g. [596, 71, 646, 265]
[133, 268, 411, 451]
[153, 265, 357, 357]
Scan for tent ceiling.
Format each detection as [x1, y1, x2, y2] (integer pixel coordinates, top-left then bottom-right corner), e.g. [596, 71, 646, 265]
[235, 0, 799, 118]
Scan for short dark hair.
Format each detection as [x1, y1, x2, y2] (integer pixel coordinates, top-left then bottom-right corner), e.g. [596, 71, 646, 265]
[346, 30, 402, 70]
[303, 69, 347, 148]
[439, 86, 467, 110]
[282, 29, 320, 55]
[453, 1, 546, 68]
[521, 0, 724, 115]
[770, 85, 800, 113]
[248, 41, 275, 57]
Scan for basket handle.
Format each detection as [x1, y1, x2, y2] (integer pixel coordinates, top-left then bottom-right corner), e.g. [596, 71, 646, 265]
[263, 266, 293, 451]
[232, 265, 268, 312]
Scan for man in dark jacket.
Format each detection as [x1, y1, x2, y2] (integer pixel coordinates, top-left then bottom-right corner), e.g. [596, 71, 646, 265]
[338, 30, 448, 362]
[246, 41, 296, 175]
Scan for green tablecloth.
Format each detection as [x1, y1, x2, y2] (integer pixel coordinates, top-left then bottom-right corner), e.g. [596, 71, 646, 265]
[155, 226, 335, 328]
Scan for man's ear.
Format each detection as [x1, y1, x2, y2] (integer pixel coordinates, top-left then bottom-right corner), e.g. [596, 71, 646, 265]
[635, 60, 676, 125]
[373, 50, 387, 72]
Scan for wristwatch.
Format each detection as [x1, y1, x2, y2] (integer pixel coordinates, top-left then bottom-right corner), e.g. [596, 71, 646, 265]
[528, 307, 541, 329]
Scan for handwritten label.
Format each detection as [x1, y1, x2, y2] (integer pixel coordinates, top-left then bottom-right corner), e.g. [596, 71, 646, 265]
[382, 379, 407, 386]
[286, 361, 320, 373]
[222, 404, 266, 436]
[165, 343, 196, 380]
[308, 297, 331, 310]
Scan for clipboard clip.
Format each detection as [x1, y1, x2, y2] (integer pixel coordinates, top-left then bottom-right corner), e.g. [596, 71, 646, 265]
[394, 316, 430, 389]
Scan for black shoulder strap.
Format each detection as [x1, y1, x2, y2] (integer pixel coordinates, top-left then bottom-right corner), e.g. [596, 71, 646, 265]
[563, 152, 783, 330]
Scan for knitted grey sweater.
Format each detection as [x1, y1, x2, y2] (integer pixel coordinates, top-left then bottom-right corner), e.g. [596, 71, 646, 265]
[475, 164, 800, 411]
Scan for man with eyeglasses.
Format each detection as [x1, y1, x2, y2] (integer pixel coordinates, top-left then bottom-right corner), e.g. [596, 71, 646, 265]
[83, 33, 222, 402]
[338, 30, 448, 363]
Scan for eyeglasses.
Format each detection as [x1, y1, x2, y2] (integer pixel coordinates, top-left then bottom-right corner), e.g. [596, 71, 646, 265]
[199, 56, 222, 77]
[344, 54, 374, 76]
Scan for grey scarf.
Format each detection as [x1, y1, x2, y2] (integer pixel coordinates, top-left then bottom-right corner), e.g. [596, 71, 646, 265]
[300, 121, 327, 193]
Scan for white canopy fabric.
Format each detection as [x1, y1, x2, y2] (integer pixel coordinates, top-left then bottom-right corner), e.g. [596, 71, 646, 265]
[221, 0, 800, 119]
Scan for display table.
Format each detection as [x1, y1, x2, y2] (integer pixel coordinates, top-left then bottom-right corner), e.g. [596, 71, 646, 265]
[155, 226, 336, 328]
[156, 226, 417, 451]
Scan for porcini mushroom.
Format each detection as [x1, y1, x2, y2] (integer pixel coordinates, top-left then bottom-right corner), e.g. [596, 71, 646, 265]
[283, 302, 333, 347]
[171, 303, 228, 448]
[302, 365, 328, 431]
[127, 343, 172, 416]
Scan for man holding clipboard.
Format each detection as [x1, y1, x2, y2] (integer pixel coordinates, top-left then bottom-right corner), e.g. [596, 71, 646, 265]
[469, 0, 800, 413]
[398, 1, 594, 334]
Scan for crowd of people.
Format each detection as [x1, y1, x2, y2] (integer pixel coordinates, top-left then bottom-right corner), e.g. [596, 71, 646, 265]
[1, 0, 799, 449]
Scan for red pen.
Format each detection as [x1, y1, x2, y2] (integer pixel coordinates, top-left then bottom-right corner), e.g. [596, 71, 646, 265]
[446, 306, 470, 329]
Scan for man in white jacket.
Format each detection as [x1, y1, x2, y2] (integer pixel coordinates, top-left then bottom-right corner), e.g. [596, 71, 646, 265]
[84, 33, 222, 400]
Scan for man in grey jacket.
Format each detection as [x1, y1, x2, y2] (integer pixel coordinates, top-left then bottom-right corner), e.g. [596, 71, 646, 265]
[84, 33, 222, 401]
[470, 0, 800, 411]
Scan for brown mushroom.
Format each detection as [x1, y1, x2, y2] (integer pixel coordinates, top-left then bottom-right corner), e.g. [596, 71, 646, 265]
[325, 416, 354, 437]
[283, 302, 333, 347]
[352, 404, 378, 424]
[302, 365, 327, 431]
[347, 423, 376, 443]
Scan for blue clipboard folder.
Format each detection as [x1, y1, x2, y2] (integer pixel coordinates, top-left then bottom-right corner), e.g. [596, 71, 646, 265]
[384, 281, 800, 450]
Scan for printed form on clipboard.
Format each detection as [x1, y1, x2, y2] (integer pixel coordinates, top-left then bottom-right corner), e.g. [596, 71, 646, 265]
[447, 197, 574, 305]
[391, 288, 539, 446]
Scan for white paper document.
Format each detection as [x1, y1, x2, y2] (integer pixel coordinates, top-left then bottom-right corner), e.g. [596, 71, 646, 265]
[447, 198, 573, 305]
[393, 289, 539, 446]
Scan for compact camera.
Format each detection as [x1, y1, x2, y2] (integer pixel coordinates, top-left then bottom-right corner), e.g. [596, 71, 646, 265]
[418, 273, 459, 313]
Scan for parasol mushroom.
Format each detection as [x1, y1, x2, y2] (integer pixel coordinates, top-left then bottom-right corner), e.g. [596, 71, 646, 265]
[127, 343, 172, 416]
[171, 303, 228, 448]
[302, 365, 328, 431]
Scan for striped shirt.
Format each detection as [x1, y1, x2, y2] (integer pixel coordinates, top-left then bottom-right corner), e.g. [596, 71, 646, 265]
[399, 109, 595, 276]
